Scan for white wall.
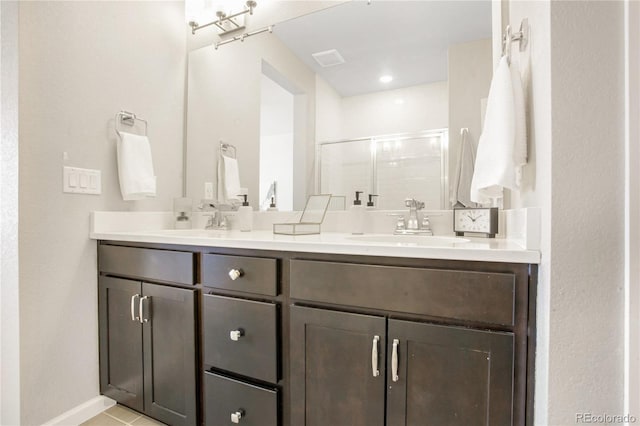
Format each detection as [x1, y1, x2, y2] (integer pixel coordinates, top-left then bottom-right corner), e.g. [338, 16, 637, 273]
[1, 2, 20, 425]
[18, 2, 186, 424]
[336, 82, 448, 141]
[508, 1, 625, 424]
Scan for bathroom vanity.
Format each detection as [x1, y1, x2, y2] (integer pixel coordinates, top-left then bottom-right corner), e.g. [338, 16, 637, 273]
[94, 228, 538, 426]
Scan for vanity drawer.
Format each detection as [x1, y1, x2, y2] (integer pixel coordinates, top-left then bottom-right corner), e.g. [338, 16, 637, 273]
[290, 260, 515, 326]
[202, 294, 279, 383]
[202, 254, 278, 296]
[99, 245, 194, 285]
[204, 372, 278, 426]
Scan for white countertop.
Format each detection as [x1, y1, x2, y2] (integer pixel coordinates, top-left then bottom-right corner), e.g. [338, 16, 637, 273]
[90, 229, 540, 264]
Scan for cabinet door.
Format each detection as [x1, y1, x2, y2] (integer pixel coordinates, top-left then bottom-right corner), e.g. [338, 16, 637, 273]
[386, 320, 514, 426]
[142, 282, 197, 426]
[290, 306, 386, 426]
[98, 277, 144, 412]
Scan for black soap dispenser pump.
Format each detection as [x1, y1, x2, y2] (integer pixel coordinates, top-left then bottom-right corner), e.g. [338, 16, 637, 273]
[366, 194, 378, 209]
[350, 191, 365, 234]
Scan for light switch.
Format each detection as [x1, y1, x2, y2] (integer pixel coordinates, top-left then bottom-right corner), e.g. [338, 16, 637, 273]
[68, 172, 78, 188]
[63, 166, 101, 195]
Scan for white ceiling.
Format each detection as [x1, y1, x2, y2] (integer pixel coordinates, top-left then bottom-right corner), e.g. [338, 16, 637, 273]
[272, 0, 492, 97]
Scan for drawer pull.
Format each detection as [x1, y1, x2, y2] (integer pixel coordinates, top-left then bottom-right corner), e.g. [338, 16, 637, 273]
[139, 296, 150, 324]
[130, 294, 140, 322]
[231, 409, 244, 423]
[229, 328, 244, 341]
[371, 335, 380, 377]
[228, 268, 244, 281]
[392, 339, 399, 382]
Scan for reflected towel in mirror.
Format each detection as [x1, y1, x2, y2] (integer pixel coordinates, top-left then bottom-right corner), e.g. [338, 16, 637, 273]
[470, 56, 526, 205]
[116, 131, 156, 201]
[217, 153, 242, 203]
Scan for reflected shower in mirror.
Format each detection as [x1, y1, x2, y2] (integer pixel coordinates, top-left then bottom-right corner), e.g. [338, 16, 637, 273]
[185, 0, 493, 211]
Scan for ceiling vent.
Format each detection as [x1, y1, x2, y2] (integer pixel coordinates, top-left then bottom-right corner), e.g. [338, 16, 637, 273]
[311, 49, 346, 68]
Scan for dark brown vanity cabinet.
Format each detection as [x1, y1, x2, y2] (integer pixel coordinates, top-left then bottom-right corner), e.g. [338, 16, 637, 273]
[289, 259, 532, 426]
[98, 245, 197, 426]
[201, 253, 282, 426]
[290, 306, 386, 426]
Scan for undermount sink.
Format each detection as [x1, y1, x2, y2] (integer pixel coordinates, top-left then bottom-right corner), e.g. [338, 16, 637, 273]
[145, 229, 227, 238]
[346, 235, 470, 246]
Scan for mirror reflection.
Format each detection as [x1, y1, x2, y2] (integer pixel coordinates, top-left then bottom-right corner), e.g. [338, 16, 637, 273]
[186, 0, 492, 211]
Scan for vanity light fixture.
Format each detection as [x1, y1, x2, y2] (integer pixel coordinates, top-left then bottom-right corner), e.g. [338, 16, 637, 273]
[379, 75, 393, 83]
[188, 0, 257, 35]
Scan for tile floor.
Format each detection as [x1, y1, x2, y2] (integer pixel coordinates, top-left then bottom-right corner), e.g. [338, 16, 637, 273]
[80, 404, 166, 426]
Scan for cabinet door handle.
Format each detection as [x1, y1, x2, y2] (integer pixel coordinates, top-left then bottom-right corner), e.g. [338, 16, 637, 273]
[130, 294, 140, 322]
[392, 339, 399, 382]
[229, 329, 244, 341]
[139, 296, 150, 324]
[371, 335, 380, 377]
[228, 268, 243, 281]
[231, 409, 244, 423]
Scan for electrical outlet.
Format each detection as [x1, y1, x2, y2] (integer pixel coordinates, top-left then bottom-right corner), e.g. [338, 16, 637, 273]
[204, 182, 214, 199]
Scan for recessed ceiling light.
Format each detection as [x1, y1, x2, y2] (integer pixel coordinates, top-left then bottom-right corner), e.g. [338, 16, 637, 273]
[379, 75, 393, 83]
[394, 98, 405, 105]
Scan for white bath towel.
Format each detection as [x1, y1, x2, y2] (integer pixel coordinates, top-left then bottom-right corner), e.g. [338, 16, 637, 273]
[451, 128, 476, 208]
[470, 56, 527, 205]
[116, 131, 156, 201]
[217, 153, 241, 203]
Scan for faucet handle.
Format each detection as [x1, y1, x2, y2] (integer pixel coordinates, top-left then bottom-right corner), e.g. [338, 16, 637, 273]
[388, 214, 406, 231]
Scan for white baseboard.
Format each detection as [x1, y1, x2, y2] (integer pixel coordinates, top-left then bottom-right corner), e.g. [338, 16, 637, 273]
[41, 396, 116, 426]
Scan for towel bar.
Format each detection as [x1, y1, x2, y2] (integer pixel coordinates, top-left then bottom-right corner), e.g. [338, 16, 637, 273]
[220, 141, 237, 159]
[115, 110, 148, 136]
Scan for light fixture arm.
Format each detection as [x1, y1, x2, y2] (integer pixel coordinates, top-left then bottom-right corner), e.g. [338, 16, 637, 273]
[189, 1, 257, 35]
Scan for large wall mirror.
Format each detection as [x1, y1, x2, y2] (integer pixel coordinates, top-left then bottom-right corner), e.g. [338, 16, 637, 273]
[186, 0, 492, 211]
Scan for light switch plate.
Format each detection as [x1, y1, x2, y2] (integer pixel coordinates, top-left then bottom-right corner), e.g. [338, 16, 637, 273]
[63, 166, 101, 195]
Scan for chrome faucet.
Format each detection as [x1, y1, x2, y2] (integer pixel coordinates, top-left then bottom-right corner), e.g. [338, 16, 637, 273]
[204, 212, 228, 230]
[392, 198, 433, 235]
[198, 201, 230, 230]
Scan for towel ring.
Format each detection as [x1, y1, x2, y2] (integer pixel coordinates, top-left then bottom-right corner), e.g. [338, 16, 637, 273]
[115, 110, 148, 137]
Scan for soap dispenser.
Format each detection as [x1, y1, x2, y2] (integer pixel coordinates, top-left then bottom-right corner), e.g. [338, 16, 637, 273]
[238, 194, 253, 232]
[349, 191, 365, 235]
[366, 194, 378, 210]
[267, 196, 278, 212]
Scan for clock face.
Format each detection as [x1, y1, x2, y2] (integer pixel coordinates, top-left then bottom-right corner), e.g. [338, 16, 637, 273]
[455, 209, 494, 233]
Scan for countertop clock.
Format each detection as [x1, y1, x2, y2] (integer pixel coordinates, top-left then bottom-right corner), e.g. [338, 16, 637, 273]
[453, 207, 499, 238]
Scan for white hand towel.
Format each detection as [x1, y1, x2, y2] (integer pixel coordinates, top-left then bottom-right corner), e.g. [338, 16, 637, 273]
[470, 56, 527, 204]
[117, 131, 156, 201]
[216, 153, 241, 203]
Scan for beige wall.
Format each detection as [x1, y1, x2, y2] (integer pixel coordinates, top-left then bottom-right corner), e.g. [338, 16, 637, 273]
[447, 38, 493, 204]
[186, 33, 316, 208]
[18, 2, 186, 424]
[507, 1, 625, 424]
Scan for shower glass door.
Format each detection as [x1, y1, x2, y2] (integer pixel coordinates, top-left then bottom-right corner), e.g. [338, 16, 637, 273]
[318, 130, 449, 210]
